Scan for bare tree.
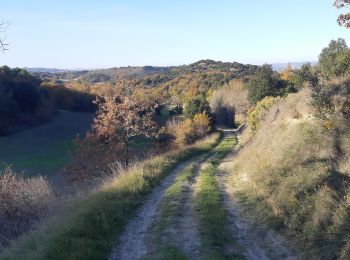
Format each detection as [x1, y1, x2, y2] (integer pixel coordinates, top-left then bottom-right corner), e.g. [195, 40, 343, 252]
[0, 21, 9, 52]
[334, 0, 350, 28]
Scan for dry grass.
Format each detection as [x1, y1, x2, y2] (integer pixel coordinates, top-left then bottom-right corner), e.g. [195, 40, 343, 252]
[224, 89, 350, 258]
[0, 167, 55, 250]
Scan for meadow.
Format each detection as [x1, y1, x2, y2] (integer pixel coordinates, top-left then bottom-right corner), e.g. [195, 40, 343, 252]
[0, 110, 93, 186]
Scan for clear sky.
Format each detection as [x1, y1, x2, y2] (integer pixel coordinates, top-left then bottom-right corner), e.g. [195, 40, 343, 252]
[1, 0, 350, 69]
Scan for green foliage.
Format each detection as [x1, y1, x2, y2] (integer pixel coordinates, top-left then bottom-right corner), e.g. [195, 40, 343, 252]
[289, 63, 316, 88]
[319, 38, 350, 78]
[248, 96, 281, 131]
[185, 96, 211, 119]
[247, 64, 290, 104]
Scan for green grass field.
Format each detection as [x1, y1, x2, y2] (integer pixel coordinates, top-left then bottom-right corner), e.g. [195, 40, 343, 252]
[0, 110, 93, 184]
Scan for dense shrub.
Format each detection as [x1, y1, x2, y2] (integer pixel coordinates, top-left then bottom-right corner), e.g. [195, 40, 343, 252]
[184, 95, 211, 119]
[0, 168, 54, 249]
[166, 113, 211, 147]
[192, 113, 211, 137]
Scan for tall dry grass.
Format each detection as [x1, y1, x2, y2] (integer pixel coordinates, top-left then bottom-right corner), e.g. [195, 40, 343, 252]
[0, 167, 55, 250]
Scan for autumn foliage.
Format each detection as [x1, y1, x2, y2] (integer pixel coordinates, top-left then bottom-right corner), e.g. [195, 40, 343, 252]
[165, 113, 211, 147]
[65, 94, 157, 181]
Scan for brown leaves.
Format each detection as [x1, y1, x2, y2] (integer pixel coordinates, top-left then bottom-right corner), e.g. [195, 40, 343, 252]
[65, 94, 157, 181]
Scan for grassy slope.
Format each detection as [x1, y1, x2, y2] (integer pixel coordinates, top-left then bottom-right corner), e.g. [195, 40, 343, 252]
[194, 135, 244, 259]
[0, 133, 220, 260]
[0, 110, 93, 180]
[226, 90, 350, 258]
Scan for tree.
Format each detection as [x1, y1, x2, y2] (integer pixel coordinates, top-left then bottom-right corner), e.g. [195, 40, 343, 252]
[319, 38, 350, 78]
[0, 22, 9, 52]
[92, 94, 157, 166]
[280, 63, 293, 81]
[248, 64, 286, 104]
[66, 94, 157, 181]
[334, 0, 350, 28]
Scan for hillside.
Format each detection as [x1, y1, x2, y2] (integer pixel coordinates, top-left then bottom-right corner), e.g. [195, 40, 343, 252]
[31, 59, 258, 84]
[221, 84, 350, 258]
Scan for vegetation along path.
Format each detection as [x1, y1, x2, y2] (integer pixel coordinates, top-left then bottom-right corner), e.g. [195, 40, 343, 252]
[109, 131, 297, 259]
[218, 132, 298, 260]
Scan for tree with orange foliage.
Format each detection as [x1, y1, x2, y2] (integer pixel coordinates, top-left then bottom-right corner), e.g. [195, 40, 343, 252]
[280, 63, 293, 81]
[92, 94, 157, 166]
[66, 94, 157, 181]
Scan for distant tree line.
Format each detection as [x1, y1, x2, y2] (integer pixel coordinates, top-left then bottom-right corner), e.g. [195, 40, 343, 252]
[0, 66, 96, 135]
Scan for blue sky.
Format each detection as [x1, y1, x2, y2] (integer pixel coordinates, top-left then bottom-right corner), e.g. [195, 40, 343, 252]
[1, 0, 350, 69]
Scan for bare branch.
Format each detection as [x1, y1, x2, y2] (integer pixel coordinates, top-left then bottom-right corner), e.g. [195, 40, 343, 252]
[0, 21, 9, 53]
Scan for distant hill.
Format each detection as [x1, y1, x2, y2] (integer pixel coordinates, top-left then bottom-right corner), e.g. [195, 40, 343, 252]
[272, 61, 317, 72]
[27, 60, 259, 85]
[25, 68, 72, 73]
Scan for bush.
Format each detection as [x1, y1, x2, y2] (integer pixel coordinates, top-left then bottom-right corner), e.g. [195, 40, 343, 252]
[185, 95, 211, 119]
[0, 167, 54, 249]
[166, 114, 211, 147]
[248, 96, 281, 131]
[193, 113, 211, 137]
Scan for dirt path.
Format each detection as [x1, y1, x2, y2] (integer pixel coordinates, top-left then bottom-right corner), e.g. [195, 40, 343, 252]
[109, 132, 297, 260]
[218, 133, 297, 260]
[145, 156, 212, 259]
[164, 162, 203, 258]
[108, 156, 205, 260]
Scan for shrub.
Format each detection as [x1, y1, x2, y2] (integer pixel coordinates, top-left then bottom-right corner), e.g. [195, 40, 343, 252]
[0, 167, 54, 249]
[185, 95, 211, 119]
[168, 105, 183, 115]
[193, 113, 211, 138]
[248, 96, 281, 131]
[166, 115, 210, 147]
